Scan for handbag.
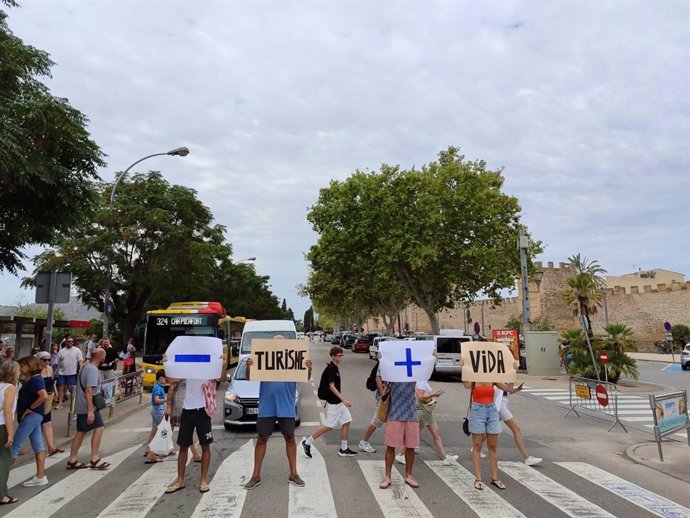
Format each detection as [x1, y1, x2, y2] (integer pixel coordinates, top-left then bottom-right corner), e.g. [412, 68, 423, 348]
[79, 369, 107, 411]
[376, 386, 391, 423]
[462, 383, 474, 437]
[148, 416, 174, 456]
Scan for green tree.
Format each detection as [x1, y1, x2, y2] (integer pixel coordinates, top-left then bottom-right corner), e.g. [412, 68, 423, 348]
[307, 147, 539, 334]
[671, 324, 690, 348]
[0, 1, 105, 274]
[505, 314, 553, 333]
[28, 172, 230, 343]
[17, 305, 66, 320]
[600, 323, 639, 383]
[562, 254, 606, 332]
[560, 328, 601, 380]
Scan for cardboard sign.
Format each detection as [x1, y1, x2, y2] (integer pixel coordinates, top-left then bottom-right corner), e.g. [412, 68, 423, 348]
[164, 336, 224, 380]
[492, 328, 520, 361]
[250, 339, 310, 382]
[379, 340, 435, 382]
[461, 341, 517, 383]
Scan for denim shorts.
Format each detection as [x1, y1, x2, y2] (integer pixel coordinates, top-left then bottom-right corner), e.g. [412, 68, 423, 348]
[11, 411, 45, 457]
[469, 403, 502, 435]
[58, 374, 77, 386]
[152, 409, 165, 428]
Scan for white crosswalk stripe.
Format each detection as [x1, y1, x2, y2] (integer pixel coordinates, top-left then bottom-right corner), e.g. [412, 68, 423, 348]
[289, 439, 337, 518]
[7, 451, 69, 489]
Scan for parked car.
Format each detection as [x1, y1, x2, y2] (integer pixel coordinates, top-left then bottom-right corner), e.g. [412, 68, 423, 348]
[325, 333, 333, 342]
[331, 333, 342, 345]
[342, 333, 357, 349]
[369, 336, 400, 359]
[224, 357, 302, 429]
[434, 334, 473, 377]
[681, 344, 690, 371]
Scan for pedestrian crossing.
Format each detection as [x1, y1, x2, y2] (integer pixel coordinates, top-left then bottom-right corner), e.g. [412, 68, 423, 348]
[1, 439, 687, 518]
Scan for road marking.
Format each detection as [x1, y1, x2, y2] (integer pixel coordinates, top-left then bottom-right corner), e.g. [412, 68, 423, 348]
[614, 417, 654, 422]
[8, 451, 68, 488]
[357, 460, 434, 518]
[300, 421, 321, 427]
[4, 445, 139, 518]
[556, 462, 690, 518]
[98, 453, 191, 517]
[542, 395, 645, 401]
[119, 425, 227, 433]
[425, 459, 526, 518]
[290, 440, 336, 518]
[499, 461, 615, 518]
[191, 439, 254, 518]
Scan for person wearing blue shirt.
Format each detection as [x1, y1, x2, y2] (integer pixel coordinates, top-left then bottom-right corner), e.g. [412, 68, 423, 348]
[144, 370, 168, 462]
[244, 336, 312, 490]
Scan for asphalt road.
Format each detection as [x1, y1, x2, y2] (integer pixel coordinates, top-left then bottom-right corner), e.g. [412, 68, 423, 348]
[635, 359, 690, 393]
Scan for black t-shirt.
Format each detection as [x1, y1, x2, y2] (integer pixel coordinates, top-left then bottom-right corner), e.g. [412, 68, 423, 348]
[323, 362, 341, 405]
[99, 346, 119, 371]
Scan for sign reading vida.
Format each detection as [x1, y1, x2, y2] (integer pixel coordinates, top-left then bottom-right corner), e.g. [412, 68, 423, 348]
[250, 339, 310, 382]
[461, 341, 517, 383]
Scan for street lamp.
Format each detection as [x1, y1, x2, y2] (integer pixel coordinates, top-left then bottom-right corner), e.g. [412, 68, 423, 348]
[103, 147, 190, 336]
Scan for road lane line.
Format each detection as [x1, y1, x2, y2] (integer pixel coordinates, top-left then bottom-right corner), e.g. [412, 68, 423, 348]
[191, 439, 254, 518]
[425, 459, 526, 518]
[8, 451, 68, 489]
[4, 445, 139, 518]
[98, 453, 191, 517]
[357, 460, 434, 518]
[498, 461, 615, 518]
[556, 462, 690, 518]
[289, 441, 337, 518]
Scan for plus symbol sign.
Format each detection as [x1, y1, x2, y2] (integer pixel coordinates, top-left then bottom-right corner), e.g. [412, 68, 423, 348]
[394, 347, 422, 377]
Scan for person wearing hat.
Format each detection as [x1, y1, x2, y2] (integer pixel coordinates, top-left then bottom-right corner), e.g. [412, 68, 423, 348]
[36, 351, 62, 456]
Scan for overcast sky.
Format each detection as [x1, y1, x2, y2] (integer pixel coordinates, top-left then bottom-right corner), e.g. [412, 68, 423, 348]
[1, 1, 688, 320]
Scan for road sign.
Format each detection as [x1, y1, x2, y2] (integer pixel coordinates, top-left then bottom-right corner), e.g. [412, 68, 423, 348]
[595, 383, 609, 407]
[663, 321, 672, 332]
[599, 351, 609, 365]
[35, 272, 71, 304]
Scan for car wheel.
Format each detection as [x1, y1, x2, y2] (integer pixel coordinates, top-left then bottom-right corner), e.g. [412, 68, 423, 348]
[682, 363, 689, 371]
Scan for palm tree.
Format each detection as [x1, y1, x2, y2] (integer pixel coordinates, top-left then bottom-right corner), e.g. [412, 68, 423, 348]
[563, 253, 607, 332]
[601, 323, 639, 383]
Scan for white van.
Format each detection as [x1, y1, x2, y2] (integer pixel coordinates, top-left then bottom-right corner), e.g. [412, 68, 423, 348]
[240, 320, 298, 358]
[434, 333, 473, 377]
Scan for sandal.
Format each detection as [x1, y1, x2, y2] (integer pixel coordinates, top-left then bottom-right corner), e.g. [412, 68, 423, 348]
[66, 460, 88, 470]
[474, 479, 484, 490]
[48, 448, 64, 456]
[491, 479, 506, 490]
[90, 458, 111, 470]
[145, 457, 163, 464]
[199, 482, 210, 493]
[0, 496, 18, 505]
[166, 482, 185, 494]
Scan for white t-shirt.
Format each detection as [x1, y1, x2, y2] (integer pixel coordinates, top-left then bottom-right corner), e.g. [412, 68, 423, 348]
[416, 380, 432, 395]
[0, 382, 17, 425]
[182, 379, 206, 410]
[57, 346, 84, 376]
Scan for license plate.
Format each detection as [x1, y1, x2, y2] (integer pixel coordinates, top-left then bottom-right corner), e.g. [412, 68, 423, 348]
[245, 407, 258, 415]
[437, 358, 453, 366]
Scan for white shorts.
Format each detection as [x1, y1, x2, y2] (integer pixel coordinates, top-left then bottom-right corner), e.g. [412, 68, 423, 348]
[498, 398, 513, 421]
[325, 402, 352, 428]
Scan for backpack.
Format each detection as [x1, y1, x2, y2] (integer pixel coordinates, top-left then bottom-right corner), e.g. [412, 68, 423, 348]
[317, 364, 332, 400]
[366, 361, 379, 391]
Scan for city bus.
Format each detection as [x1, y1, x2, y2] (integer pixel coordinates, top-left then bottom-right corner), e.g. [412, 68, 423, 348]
[219, 315, 253, 367]
[141, 301, 228, 388]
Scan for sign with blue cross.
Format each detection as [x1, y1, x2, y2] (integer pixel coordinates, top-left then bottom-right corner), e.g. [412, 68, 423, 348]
[164, 336, 224, 379]
[379, 340, 435, 382]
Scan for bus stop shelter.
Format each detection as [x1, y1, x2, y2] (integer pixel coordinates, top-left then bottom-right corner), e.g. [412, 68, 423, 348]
[0, 316, 91, 357]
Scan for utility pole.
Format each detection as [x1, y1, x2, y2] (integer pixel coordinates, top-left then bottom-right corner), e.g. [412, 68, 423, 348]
[518, 229, 532, 330]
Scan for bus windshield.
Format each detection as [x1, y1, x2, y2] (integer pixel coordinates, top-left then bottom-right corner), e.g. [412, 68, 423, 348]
[144, 313, 221, 362]
[240, 330, 297, 355]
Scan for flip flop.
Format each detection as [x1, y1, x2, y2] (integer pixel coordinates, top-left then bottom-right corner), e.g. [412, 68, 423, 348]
[145, 458, 163, 464]
[474, 479, 485, 490]
[0, 496, 18, 505]
[166, 482, 185, 494]
[193, 458, 202, 463]
[199, 483, 210, 493]
[490, 479, 506, 490]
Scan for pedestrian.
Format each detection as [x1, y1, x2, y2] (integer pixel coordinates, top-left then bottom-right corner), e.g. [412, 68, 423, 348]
[122, 338, 137, 375]
[55, 337, 83, 408]
[0, 361, 19, 505]
[31, 346, 41, 356]
[98, 337, 118, 380]
[463, 378, 513, 491]
[84, 334, 98, 361]
[165, 353, 226, 495]
[66, 347, 110, 470]
[1, 347, 16, 367]
[301, 346, 357, 458]
[359, 361, 385, 454]
[379, 380, 420, 489]
[144, 369, 167, 463]
[244, 336, 312, 490]
[11, 356, 50, 487]
[494, 384, 542, 466]
[167, 379, 202, 462]
[395, 381, 458, 466]
[36, 351, 63, 457]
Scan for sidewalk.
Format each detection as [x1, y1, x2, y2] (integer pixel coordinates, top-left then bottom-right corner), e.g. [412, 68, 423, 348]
[629, 352, 682, 363]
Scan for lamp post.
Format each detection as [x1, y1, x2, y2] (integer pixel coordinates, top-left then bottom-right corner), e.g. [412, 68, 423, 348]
[103, 147, 190, 337]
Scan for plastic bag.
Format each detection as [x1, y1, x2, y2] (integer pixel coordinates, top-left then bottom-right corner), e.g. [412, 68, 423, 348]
[149, 417, 174, 456]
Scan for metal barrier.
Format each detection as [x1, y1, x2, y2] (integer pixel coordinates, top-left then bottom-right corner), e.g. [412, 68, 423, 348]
[67, 369, 144, 435]
[564, 376, 627, 432]
[649, 390, 689, 461]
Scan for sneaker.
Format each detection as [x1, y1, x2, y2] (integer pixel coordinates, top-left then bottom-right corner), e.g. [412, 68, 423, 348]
[338, 448, 358, 457]
[300, 438, 312, 459]
[524, 456, 543, 466]
[470, 447, 486, 459]
[414, 446, 421, 454]
[395, 454, 406, 465]
[359, 440, 376, 453]
[442, 454, 459, 466]
[288, 475, 305, 487]
[244, 477, 261, 490]
[22, 476, 48, 487]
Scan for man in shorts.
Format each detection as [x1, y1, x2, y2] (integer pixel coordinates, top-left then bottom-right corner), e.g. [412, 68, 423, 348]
[301, 346, 357, 458]
[380, 381, 420, 489]
[244, 336, 312, 490]
[56, 337, 83, 408]
[66, 348, 110, 470]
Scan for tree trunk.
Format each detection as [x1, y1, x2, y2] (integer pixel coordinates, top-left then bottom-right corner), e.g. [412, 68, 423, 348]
[421, 307, 440, 335]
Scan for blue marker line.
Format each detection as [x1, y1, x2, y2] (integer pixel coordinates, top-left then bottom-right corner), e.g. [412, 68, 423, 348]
[175, 354, 211, 363]
[394, 348, 422, 377]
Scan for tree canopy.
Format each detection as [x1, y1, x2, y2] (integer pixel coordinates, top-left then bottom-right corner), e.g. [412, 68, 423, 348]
[306, 147, 539, 334]
[0, 1, 105, 273]
[562, 253, 607, 332]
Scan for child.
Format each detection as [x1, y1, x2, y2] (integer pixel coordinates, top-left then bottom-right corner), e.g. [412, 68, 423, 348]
[144, 369, 167, 462]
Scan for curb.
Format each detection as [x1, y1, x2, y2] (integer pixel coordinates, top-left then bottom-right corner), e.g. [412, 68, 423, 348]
[625, 442, 690, 485]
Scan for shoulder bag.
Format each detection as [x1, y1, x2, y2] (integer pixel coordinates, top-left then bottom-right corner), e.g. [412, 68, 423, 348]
[462, 383, 474, 436]
[375, 384, 391, 423]
[79, 368, 107, 411]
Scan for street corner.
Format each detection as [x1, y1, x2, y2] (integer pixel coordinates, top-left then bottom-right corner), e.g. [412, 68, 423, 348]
[616, 379, 675, 394]
[517, 372, 570, 389]
[625, 440, 690, 484]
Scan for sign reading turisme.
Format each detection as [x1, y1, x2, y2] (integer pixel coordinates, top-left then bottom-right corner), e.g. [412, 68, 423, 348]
[250, 339, 310, 382]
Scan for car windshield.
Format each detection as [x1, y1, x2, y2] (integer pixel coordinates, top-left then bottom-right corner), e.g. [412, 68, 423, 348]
[240, 330, 297, 355]
[234, 360, 249, 381]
